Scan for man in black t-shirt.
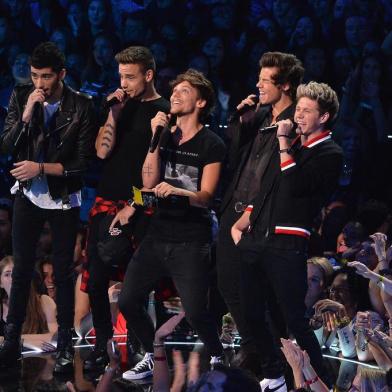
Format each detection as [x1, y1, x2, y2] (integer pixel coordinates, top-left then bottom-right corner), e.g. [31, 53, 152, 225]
[111, 69, 226, 381]
[83, 46, 169, 371]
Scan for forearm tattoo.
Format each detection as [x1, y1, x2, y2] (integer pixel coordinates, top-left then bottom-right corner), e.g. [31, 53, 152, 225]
[143, 164, 154, 176]
[101, 123, 114, 148]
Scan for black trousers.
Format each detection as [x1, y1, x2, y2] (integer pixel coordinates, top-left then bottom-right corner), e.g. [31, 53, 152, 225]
[86, 212, 116, 336]
[238, 234, 324, 379]
[87, 210, 150, 337]
[7, 194, 78, 329]
[118, 236, 223, 356]
[216, 205, 254, 347]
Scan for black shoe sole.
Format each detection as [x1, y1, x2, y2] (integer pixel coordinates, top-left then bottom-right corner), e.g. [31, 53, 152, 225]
[83, 361, 108, 371]
[54, 361, 74, 374]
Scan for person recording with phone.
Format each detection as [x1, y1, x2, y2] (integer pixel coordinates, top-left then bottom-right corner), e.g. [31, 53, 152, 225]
[82, 46, 169, 372]
[111, 69, 226, 381]
[216, 52, 304, 373]
[231, 82, 343, 391]
[0, 42, 96, 373]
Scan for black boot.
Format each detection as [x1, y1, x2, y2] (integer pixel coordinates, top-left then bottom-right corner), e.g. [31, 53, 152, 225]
[54, 328, 74, 373]
[127, 328, 144, 367]
[83, 329, 112, 371]
[0, 323, 22, 369]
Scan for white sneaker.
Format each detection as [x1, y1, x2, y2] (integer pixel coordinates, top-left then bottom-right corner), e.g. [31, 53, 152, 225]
[122, 352, 154, 380]
[259, 376, 287, 392]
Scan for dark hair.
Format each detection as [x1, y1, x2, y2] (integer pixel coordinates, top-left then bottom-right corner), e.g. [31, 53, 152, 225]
[332, 266, 371, 311]
[115, 46, 156, 74]
[30, 42, 65, 73]
[259, 51, 304, 100]
[187, 365, 260, 392]
[0, 199, 12, 222]
[170, 68, 215, 122]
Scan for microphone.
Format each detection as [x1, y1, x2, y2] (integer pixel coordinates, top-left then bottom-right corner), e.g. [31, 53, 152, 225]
[228, 95, 258, 123]
[149, 125, 164, 153]
[258, 122, 297, 134]
[149, 114, 176, 153]
[106, 97, 120, 107]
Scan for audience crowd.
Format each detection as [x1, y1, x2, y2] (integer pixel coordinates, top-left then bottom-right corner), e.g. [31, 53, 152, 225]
[1, 0, 392, 391]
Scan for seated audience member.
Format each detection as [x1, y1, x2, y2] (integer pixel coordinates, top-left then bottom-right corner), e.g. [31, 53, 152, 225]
[37, 257, 56, 301]
[313, 267, 372, 358]
[305, 257, 334, 317]
[0, 256, 57, 352]
[336, 221, 365, 257]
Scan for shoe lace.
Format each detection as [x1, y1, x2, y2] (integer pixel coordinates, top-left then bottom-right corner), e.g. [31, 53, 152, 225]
[132, 354, 153, 371]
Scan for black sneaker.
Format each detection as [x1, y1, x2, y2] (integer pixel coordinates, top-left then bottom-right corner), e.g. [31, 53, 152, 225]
[83, 337, 110, 371]
[54, 328, 74, 373]
[122, 353, 154, 380]
[0, 323, 22, 369]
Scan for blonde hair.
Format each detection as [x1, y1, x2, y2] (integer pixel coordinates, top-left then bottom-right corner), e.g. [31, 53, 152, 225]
[307, 257, 334, 286]
[296, 82, 339, 125]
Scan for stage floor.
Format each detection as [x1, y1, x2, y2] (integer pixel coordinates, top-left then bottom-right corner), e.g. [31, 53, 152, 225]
[0, 335, 380, 391]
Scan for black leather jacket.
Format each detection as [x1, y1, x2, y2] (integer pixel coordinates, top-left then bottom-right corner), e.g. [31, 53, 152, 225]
[0, 83, 97, 200]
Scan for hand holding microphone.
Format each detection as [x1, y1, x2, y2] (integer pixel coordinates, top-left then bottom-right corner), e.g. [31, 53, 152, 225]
[276, 119, 295, 138]
[106, 88, 127, 119]
[228, 94, 258, 123]
[150, 112, 171, 153]
[22, 89, 45, 123]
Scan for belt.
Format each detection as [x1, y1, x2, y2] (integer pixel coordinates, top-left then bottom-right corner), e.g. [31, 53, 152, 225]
[234, 201, 248, 213]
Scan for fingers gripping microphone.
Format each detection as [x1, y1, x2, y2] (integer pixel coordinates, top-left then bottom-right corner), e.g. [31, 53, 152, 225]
[228, 96, 258, 123]
[106, 97, 120, 107]
[258, 122, 298, 134]
[149, 125, 164, 153]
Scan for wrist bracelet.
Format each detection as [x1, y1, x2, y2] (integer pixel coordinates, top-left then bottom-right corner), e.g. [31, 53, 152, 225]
[153, 342, 165, 348]
[38, 162, 44, 178]
[127, 199, 141, 209]
[105, 365, 119, 374]
[277, 134, 290, 138]
[278, 148, 291, 154]
[305, 376, 319, 386]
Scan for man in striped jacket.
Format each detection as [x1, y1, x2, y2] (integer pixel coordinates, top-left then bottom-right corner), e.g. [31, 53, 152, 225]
[231, 82, 343, 392]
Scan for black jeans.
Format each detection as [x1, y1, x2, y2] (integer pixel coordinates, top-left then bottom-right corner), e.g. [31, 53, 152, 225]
[8, 195, 78, 329]
[238, 234, 324, 379]
[86, 213, 115, 336]
[216, 205, 254, 348]
[118, 236, 222, 356]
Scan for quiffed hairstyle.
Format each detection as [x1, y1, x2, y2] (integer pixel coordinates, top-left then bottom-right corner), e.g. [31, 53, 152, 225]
[296, 81, 339, 126]
[115, 46, 156, 74]
[259, 52, 304, 100]
[170, 68, 215, 122]
[30, 42, 65, 73]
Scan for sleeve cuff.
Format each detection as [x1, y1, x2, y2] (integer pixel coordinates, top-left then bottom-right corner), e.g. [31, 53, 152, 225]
[280, 158, 296, 172]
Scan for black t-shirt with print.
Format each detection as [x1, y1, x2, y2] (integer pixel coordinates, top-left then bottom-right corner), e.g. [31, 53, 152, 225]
[97, 97, 170, 201]
[148, 126, 226, 242]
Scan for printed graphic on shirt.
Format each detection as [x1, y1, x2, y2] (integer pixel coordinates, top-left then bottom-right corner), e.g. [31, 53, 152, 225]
[164, 162, 198, 192]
